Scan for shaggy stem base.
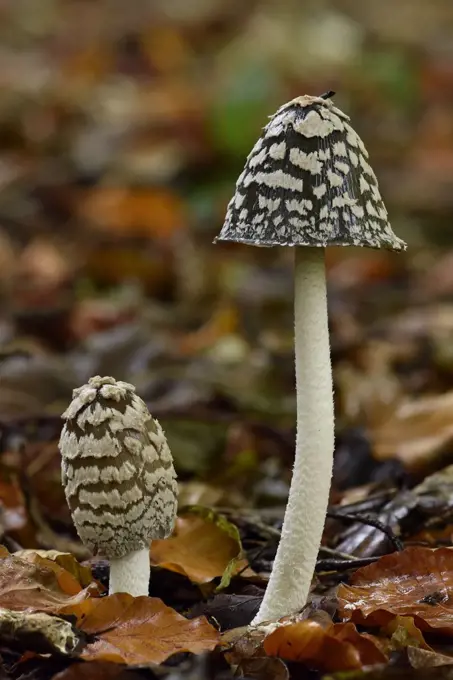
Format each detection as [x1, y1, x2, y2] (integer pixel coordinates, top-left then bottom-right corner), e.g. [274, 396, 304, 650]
[252, 247, 334, 625]
[109, 546, 151, 596]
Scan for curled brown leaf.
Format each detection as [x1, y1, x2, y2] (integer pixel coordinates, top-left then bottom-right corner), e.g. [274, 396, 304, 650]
[338, 547, 453, 635]
[65, 593, 220, 665]
[263, 620, 386, 672]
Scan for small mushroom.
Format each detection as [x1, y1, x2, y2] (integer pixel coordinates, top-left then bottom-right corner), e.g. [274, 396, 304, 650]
[59, 376, 178, 596]
[215, 93, 406, 625]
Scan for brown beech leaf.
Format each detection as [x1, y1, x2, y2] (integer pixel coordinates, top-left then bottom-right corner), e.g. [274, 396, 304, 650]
[15, 550, 98, 590]
[66, 593, 219, 665]
[370, 392, 453, 473]
[263, 621, 386, 673]
[151, 508, 247, 587]
[335, 341, 403, 429]
[338, 547, 453, 635]
[0, 555, 98, 612]
[78, 187, 186, 239]
[13, 553, 83, 596]
[85, 243, 172, 292]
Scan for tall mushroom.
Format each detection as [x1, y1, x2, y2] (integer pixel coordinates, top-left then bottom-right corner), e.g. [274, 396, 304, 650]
[59, 376, 178, 597]
[215, 93, 406, 625]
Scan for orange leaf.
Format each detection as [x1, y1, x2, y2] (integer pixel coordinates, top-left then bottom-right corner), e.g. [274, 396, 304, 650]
[78, 187, 186, 240]
[151, 510, 246, 585]
[15, 550, 97, 590]
[15, 553, 82, 596]
[69, 593, 219, 665]
[338, 547, 453, 635]
[0, 555, 98, 613]
[263, 621, 386, 672]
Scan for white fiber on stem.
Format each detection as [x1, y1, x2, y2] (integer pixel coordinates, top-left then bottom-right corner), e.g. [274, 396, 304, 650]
[109, 546, 151, 597]
[252, 247, 334, 624]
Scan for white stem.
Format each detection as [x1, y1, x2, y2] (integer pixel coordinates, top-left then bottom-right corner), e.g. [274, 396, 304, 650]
[109, 546, 150, 597]
[252, 247, 334, 625]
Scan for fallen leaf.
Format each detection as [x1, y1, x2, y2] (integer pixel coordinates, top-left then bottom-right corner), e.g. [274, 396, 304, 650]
[85, 243, 172, 292]
[151, 507, 248, 587]
[14, 552, 83, 596]
[177, 481, 234, 508]
[338, 547, 453, 635]
[407, 646, 453, 668]
[416, 251, 453, 299]
[15, 238, 73, 293]
[384, 616, 432, 651]
[52, 661, 151, 679]
[263, 621, 386, 672]
[0, 607, 81, 656]
[328, 251, 401, 290]
[223, 622, 269, 662]
[371, 392, 453, 473]
[336, 341, 403, 429]
[66, 593, 219, 665]
[78, 187, 186, 239]
[15, 550, 98, 590]
[69, 299, 136, 343]
[0, 555, 98, 612]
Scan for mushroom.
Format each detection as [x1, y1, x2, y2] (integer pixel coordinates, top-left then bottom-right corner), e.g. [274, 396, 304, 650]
[59, 376, 178, 596]
[215, 93, 406, 625]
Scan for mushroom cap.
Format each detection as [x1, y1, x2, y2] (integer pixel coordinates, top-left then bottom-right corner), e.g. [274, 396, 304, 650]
[59, 376, 177, 559]
[215, 95, 406, 251]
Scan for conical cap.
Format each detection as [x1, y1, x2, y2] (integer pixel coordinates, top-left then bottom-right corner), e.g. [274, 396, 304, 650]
[216, 95, 406, 251]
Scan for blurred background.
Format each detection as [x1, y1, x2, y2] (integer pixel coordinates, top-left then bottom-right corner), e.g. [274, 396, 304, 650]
[1, 0, 453, 541]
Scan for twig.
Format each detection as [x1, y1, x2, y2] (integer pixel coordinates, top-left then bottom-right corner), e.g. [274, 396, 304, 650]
[315, 555, 380, 572]
[329, 489, 396, 516]
[326, 510, 403, 552]
[318, 545, 357, 560]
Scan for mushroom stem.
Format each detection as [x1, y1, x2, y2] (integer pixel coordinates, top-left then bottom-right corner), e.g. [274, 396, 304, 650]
[109, 547, 151, 597]
[252, 247, 334, 624]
